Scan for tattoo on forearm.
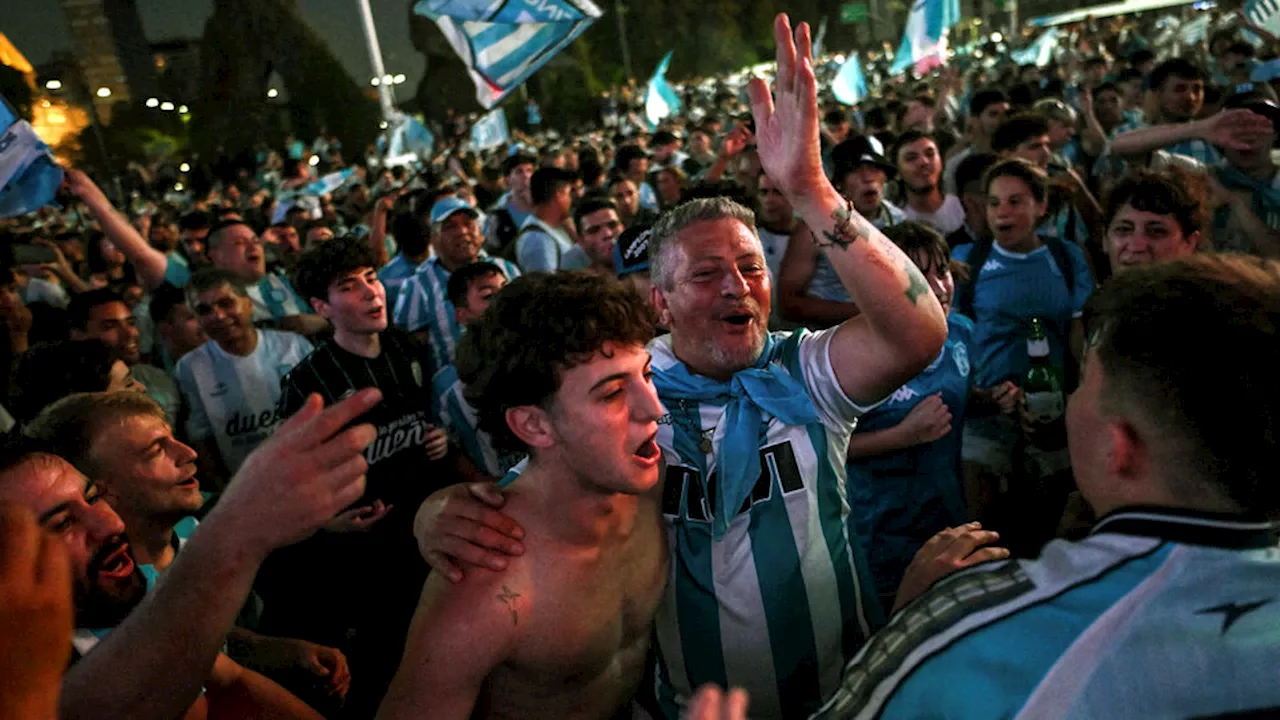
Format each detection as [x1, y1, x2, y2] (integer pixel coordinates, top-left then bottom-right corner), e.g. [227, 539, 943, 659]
[497, 585, 521, 626]
[814, 199, 872, 250]
[903, 261, 930, 306]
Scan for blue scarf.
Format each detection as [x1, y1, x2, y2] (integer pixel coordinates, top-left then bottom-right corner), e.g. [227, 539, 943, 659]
[1216, 165, 1280, 228]
[653, 334, 820, 539]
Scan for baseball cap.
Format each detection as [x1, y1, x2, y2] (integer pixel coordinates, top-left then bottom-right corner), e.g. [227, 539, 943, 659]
[613, 224, 652, 277]
[430, 196, 479, 225]
[831, 135, 896, 177]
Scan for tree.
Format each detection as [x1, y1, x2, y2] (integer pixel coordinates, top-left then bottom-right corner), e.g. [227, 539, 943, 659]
[0, 64, 33, 122]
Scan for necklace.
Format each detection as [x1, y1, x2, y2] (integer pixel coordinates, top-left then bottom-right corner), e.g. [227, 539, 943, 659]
[673, 399, 716, 454]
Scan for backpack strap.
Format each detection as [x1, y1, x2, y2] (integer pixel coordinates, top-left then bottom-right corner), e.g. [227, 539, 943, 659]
[955, 237, 994, 320]
[1043, 235, 1076, 296]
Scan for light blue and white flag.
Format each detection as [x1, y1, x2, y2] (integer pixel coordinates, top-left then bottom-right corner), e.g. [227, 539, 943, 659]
[0, 96, 64, 218]
[301, 168, 356, 197]
[832, 52, 869, 106]
[271, 168, 356, 223]
[1246, 0, 1280, 38]
[1010, 27, 1059, 67]
[387, 116, 435, 160]
[645, 51, 681, 130]
[812, 16, 829, 61]
[890, 0, 961, 75]
[470, 108, 510, 150]
[1177, 14, 1211, 45]
[413, 0, 602, 109]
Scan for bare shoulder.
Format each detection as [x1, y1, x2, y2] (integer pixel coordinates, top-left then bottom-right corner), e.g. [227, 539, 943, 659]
[410, 563, 531, 660]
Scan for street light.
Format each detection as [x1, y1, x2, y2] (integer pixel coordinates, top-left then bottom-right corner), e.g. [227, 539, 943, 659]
[393, 73, 406, 84]
[990, 32, 1003, 42]
[96, 87, 112, 98]
[308, 155, 320, 167]
[381, 74, 393, 85]
[371, 77, 381, 86]
[267, 88, 279, 98]
[45, 79, 62, 90]
[160, 101, 175, 111]
[146, 97, 160, 108]
[179, 163, 191, 172]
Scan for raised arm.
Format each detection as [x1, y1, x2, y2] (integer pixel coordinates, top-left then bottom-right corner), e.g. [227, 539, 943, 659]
[63, 170, 170, 289]
[59, 390, 380, 720]
[749, 15, 947, 406]
[1109, 109, 1272, 158]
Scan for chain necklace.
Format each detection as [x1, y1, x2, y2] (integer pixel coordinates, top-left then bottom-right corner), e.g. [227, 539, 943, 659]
[673, 399, 716, 455]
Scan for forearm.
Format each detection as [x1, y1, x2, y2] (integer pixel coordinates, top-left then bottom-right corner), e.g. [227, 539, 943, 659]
[368, 210, 392, 268]
[276, 314, 330, 337]
[794, 186, 945, 357]
[1110, 121, 1201, 157]
[78, 196, 168, 288]
[704, 155, 732, 183]
[60, 511, 266, 720]
[206, 655, 321, 720]
[847, 424, 914, 459]
[1080, 110, 1108, 158]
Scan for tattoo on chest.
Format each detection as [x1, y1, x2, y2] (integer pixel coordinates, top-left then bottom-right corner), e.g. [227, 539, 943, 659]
[903, 260, 931, 306]
[497, 585, 521, 626]
[814, 199, 871, 250]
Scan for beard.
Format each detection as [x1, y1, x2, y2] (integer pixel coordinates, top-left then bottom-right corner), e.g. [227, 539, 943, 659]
[75, 535, 147, 630]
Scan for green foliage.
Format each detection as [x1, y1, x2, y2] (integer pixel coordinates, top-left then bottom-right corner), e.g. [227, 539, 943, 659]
[0, 64, 33, 122]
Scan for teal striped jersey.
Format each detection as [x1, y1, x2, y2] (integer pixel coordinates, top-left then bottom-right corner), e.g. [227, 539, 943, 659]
[431, 363, 521, 477]
[649, 329, 885, 719]
[391, 254, 520, 371]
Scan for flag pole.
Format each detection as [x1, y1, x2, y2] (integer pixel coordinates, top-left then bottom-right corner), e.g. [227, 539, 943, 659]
[356, 0, 396, 122]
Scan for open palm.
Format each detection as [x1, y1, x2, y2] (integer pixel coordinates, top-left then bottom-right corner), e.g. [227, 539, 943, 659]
[747, 15, 830, 208]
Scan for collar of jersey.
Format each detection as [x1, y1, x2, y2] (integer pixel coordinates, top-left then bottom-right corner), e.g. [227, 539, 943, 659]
[990, 241, 1050, 261]
[1091, 505, 1278, 550]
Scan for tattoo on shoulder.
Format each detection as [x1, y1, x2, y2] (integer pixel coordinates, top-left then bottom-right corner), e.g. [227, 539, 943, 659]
[497, 585, 521, 626]
[903, 260, 930, 306]
[814, 201, 871, 250]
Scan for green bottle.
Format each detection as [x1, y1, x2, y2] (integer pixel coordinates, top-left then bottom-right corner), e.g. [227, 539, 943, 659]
[1024, 317, 1066, 449]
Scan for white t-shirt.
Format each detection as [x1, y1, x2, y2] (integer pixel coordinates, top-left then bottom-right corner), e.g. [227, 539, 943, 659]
[904, 194, 967, 236]
[175, 329, 313, 472]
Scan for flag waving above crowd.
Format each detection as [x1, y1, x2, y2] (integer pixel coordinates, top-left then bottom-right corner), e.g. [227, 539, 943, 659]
[412, 0, 603, 109]
[890, 0, 961, 75]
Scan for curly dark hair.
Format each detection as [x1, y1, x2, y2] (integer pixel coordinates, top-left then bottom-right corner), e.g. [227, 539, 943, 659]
[456, 271, 657, 453]
[1102, 168, 1206, 238]
[290, 235, 380, 303]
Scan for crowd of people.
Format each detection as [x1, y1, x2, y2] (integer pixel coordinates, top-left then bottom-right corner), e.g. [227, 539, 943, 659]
[2, 5, 1280, 719]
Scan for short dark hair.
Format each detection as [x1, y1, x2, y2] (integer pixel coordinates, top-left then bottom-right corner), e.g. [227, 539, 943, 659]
[991, 114, 1052, 153]
[502, 152, 537, 176]
[531, 167, 577, 206]
[652, 130, 678, 147]
[1116, 68, 1144, 85]
[291, 235, 379, 303]
[969, 88, 1009, 117]
[954, 151, 1000, 196]
[1092, 82, 1120, 99]
[1083, 56, 1109, 71]
[1086, 254, 1280, 514]
[185, 268, 247, 305]
[615, 145, 649, 173]
[573, 196, 619, 230]
[892, 129, 936, 164]
[456, 272, 656, 453]
[149, 283, 188, 326]
[12, 340, 118, 424]
[178, 211, 211, 232]
[1226, 41, 1255, 58]
[983, 158, 1049, 203]
[881, 220, 965, 283]
[67, 288, 126, 331]
[446, 261, 506, 309]
[206, 220, 253, 251]
[1148, 58, 1207, 92]
[823, 108, 848, 126]
[1127, 48, 1156, 67]
[1102, 169, 1205, 237]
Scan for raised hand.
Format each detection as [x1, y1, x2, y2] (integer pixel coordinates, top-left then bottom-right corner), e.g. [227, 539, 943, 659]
[747, 15, 831, 211]
[1197, 109, 1275, 151]
[215, 389, 382, 561]
[0, 502, 72, 720]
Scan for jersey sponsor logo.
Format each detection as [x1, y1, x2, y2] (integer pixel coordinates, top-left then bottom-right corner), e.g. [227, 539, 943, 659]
[953, 341, 970, 378]
[889, 386, 919, 404]
[1196, 598, 1274, 636]
[981, 259, 1004, 273]
[225, 406, 286, 439]
[365, 412, 432, 466]
[661, 441, 804, 522]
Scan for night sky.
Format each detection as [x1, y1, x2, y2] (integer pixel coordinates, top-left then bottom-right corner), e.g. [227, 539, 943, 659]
[0, 0, 424, 89]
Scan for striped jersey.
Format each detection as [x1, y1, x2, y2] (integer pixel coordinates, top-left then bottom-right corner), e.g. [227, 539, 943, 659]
[378, 252, 420, 315]
[650, 329, 884, 719]
[813, 508, 1280, 719]
[164, 254, 308, 323]
[175, 329, 313, 473]
[432, 363, 506, 478]
[391, 253, 520, 372]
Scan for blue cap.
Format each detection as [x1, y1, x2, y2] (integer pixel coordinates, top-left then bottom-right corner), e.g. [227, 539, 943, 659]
[429, 196, 479, 225]
[613, 225, 652, 277]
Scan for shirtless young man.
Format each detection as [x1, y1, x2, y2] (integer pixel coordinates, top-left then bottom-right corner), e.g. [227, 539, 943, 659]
[378, 271, 668, 720]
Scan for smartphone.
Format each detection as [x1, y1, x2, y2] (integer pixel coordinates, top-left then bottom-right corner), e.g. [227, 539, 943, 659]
[10, 244, 58, 266]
